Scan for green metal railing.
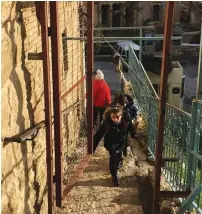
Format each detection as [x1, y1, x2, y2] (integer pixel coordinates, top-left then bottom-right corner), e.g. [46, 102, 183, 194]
[127, 45, 158, 119]
[163, 103, 191, 191]
[128, 45, 202, 213]
[186, 101, 202, 212]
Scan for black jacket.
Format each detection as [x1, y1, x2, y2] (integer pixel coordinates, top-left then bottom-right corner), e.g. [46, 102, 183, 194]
[125, 95, 138, 120]
[93, 112, 137, 152]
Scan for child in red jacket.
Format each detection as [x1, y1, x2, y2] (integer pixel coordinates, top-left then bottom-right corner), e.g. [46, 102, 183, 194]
[93, 70, 111, 126]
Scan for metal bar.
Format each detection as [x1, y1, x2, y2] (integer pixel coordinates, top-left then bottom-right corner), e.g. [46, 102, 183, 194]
[87, 1, 94, 154]
[196, 20, 202, 100]
[35, 2, 54, 214]
[181, 43, 200, 47]
[178, 186, 202, 214]
[63, 154, 91, 197]
[138, 28, 142, 77]
[4, 121, 45, 143]
[61, 76, 86, 100]
[93, 26, 155, 31]
[188, 148, 202, 162]
[159, 191, 191, 198]
[139, 28, 142, 63]
[49, 2, 63, 207]
[153, 2, 174, 214]
[92, 41, 130, 43]
[63, 36, 181, 41]
[187, 101, 198, 192]
[182, 31, 201, 35]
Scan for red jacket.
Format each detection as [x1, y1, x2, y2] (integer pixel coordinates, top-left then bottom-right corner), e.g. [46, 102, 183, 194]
[93, 79, 111, 108]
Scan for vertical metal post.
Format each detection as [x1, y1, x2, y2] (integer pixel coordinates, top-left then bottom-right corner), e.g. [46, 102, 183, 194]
[50, 2, 63, 207]
[87, 1, 94, 154]
[153, 2, 174, 214]
[139, 28, 142, 63]
[82, 5, 86, 110]
[196, 19, 202, 101]
[36, 2, 54, 214]
[138, 28, 142, 74]
[187, 101, 197, 192]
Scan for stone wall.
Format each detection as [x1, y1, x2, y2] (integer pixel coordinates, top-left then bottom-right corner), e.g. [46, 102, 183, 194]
[1, 1, 84, 213]
[1, 2, 47, 213]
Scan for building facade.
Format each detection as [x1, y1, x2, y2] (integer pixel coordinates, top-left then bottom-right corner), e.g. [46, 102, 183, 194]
[94, 1, 201, 29]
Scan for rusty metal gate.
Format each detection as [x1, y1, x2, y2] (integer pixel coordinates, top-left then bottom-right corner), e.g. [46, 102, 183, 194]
[49, 1, 93, 209]
[36, 1, 94, 213]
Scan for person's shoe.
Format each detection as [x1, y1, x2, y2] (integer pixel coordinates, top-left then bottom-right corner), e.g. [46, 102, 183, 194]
[111, 176, 119, 187]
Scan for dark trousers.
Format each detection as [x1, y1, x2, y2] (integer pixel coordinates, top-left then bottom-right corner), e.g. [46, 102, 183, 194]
[93, 106, 105, 126]
[108, 144, 125, 177]
[123, 139, 129, 156]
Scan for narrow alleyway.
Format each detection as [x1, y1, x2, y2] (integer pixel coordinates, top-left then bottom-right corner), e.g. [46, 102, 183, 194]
[55, 141, 146, 214]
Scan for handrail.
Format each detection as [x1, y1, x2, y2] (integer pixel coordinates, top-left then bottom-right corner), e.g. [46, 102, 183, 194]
[3, 121, 45, 143]
[151, 95, 192, 117]
[129, 44, 159, 99]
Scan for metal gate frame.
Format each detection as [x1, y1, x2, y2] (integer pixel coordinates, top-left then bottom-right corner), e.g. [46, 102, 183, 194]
[50, 1, 94, 209]
[36, 1, 94, 212]
[35, 2, 54, 214]
[49, 2, 63, 208]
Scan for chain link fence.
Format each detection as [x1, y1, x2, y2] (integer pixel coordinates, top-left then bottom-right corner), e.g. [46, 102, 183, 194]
[57, 2, 87, 185]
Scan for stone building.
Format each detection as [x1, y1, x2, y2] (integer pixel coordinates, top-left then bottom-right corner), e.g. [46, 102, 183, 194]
[1, 1, 85, 213]
[94, 1, 201, 29]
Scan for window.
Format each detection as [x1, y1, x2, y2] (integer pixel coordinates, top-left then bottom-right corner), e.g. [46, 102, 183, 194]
[101, 5, 109, 25]
[153, 4, 160, 22]
[112, 3, 121, 27]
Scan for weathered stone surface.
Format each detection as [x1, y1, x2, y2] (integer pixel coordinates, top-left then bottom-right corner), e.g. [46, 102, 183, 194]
[2, 2, 84, 214]
[55, 143, 144, 214]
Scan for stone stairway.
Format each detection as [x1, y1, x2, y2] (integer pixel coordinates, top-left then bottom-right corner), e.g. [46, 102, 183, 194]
[55, 142, 144, 214]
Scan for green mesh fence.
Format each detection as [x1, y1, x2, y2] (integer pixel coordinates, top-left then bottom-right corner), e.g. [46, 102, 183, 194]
[127, 45, 202, 213]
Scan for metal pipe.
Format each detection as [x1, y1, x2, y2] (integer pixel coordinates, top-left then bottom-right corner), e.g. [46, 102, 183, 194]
[61, 76, 86, 100]
[196, 19, 202, 100]
[63, 36, 181, 41]
[4, 121, 45, 143]
[49, 2, 63, 207]
[93, 26, 155, 31]
[153, 2, 174, 214]
[35, 2, 54, 214]
[87, 1, 94, 154]
[139, 28, 142, 63]
[139, 28, 142, 74]
[181, 43, 200, 47]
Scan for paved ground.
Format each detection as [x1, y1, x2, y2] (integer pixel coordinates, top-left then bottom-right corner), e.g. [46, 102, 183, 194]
[55, 142, 144, 214]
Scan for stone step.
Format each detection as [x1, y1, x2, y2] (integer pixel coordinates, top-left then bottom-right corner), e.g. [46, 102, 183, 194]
[55, 144, 144, 214]
[56, 200, 143, 214]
